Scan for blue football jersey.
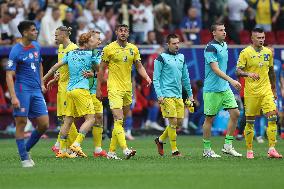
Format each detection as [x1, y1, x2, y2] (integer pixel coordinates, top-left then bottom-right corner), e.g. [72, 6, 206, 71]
[6, 41, 42, 91]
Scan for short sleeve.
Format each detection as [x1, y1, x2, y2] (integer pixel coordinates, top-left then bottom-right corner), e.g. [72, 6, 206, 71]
[101, 46, 109, 62]
[61, 53, 69, 64]
[133, 46, 141, 62]
[204, 45, 217, 64]
[237, 50, 247, 68]
[6, 46, 18, 71]
[92, 51, 101, 65]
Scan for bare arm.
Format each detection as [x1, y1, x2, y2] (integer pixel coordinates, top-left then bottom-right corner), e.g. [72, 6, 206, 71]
[6, 70, 20, 108]
[134, 60, 152, 86]
[40, 64, 47, 93]
[96, 60, 108, 100]
[211, 62, 241, 90]
[43, 62, 65, 83]
[236, 67, 260, 80]
[269, 66, 277, 97]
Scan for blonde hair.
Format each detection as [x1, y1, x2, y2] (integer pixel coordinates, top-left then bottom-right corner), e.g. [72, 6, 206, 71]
[56, 26, 72, 36]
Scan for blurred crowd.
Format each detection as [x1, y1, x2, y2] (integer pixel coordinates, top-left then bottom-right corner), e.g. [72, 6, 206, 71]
[1, 0, 284, 46]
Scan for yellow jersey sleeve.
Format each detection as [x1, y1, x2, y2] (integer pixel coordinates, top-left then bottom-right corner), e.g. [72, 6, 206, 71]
[133, 46, 141, 62]
[269, 50, 273, 67]
[102, 46, 110, 63]
[237, 50, 247, 69]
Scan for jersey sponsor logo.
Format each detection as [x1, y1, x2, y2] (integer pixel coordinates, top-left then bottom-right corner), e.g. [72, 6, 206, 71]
[129, 48, 134, 55]
[123, 56, 128, 62]
[264, 54, 270, 61]
[23, 57, 28, 61]
[34, 51, 39, 58]
[29, 53, 34, 59]
[7, 60, 13, 67]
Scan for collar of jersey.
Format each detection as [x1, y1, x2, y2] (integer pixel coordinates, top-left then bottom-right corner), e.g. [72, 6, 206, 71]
[165, 49, 178, 55]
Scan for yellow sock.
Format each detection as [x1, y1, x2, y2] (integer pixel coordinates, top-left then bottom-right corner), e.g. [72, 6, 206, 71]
[267, 120, 277, 148]
[168, 125, 178, 152]
[109, 129, 118, 152]
[59, 137, 67, 153]
[73, 133, 85, 146]
[92, 125, 103, 148]
[67, 122, 79, 147]
[113, 119, 127, 150]
[159, 126, 169, 141]
[244, 122, 254, 150]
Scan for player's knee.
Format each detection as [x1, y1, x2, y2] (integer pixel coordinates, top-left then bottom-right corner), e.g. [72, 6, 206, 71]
[231, 109, 240, 120]
[95, 114, 103, 125]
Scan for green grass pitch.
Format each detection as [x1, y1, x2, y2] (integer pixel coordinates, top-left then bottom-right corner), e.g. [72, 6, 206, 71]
[0, 136, 283, 189]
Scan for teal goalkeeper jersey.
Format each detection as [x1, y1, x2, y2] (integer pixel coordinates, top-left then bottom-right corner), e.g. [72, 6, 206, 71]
[153, 50, 193, 98]
[62, 49, 100, 91]
[89, 49, 101, 95]
[203, 39, 230, 92]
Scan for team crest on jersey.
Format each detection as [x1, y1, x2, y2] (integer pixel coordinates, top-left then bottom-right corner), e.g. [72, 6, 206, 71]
[29, 53, 34, 59]
[264, 54, 270, 61]
[123, 56, 128, 62]
[129, 48, 134, 55]
[34, 51, 38, 58]
[7, 60, 13, 67]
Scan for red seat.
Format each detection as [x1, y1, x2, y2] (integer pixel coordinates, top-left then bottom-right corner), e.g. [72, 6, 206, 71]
[200, 29, 212, 44]
[175, 29, 185, 42]
[239, 30, 251, 44]
[265, 32, 276, 45]
[276, 30, 284, 44]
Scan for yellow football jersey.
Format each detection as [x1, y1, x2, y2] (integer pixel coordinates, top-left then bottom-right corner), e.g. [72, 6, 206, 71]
[237, 45, 273, 97]
[57, 42, 78, 92]
[102, 41, 141, 91]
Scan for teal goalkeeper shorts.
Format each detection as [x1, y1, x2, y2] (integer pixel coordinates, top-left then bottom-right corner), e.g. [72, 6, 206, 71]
[203, 89, 238, 116]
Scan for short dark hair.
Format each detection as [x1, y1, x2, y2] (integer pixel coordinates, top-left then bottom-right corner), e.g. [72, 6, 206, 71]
[17, 20, 36, 36]
[210, 22, 224, 32]
[252, 27, 264, 33]
[166, 34, 179, 43]
[115, 24, 129, 31]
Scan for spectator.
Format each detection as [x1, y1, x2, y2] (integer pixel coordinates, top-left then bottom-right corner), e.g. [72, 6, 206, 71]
[83, 0, 95, 24]
[63, 8, 78, 43]
[130, 0, 147, 44]
[276, 0, 284, 30]
[227, 0, 253, 44]
[115, 0, 132, 28]
[250, 0, 280, 32]
[27, 0, 41, 20]
[143, 30, 158, 45]
[206, 0, 228, 28]
[38, 7, 63, 46]
[165, 0, 185, 30]
[34, 9, 45, 33]
[0, 11, 13, 45]
[88, 10, 112, 45]
[180, 7, 201, 45]
[153, 0, 172, 33]
[143, 0, 154, 41]
[76, 16, 88, 42]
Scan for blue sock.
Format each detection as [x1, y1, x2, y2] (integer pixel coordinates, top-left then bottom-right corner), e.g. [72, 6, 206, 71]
[25, 130, 42, 152]
[16, 139, 29, 161]
[148, 106, 159, 122]
[124, 116, 133, 131]
[254, 117, 261, 137]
